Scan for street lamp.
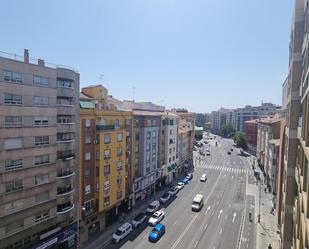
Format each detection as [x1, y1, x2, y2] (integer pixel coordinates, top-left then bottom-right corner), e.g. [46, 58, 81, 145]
[258, 179, 261, 223]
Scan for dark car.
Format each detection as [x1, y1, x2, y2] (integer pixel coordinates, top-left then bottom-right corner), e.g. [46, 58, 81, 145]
[227, 151, 231, 155]
[148, 223, 166, 242]
[131, 212, 147, 228]
[168, 186, 178, 196]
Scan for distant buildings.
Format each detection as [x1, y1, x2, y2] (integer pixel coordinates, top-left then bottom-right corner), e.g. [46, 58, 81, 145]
[0, 50, 80, 249]
[244, 119, 259, 155]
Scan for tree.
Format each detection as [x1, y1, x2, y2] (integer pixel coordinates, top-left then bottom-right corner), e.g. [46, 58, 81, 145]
[233, 132, 248, 150]
[221, 123, 235, 138]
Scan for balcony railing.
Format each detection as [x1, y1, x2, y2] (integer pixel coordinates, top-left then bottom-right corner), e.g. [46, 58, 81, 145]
[56, 186, 74, 196]
[56, 171, 75, 179]
[57, 202, 74, 214]
[57, 153, 75, 161]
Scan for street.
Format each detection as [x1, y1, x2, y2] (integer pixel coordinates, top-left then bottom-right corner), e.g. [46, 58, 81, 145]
[104, 135, 256, 249]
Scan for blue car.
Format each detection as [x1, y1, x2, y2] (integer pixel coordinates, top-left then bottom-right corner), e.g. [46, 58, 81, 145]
[180, 177, 189, 184]
[148, 223, 165, 242]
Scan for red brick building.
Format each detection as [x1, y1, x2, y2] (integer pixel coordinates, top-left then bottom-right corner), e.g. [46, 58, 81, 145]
[244, 119, 259, 155]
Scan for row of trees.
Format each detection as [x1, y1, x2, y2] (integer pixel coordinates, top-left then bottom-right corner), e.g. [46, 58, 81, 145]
[220, 123, 247, 150]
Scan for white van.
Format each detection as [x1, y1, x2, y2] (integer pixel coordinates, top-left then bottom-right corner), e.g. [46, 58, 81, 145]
[192, 194, 204, 212]
[112, 223, 132, 243]
[200, 174, 207, 182]
[146, 200, 160, 215]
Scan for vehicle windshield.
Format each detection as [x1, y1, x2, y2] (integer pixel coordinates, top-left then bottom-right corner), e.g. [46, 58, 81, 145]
[148, 204, 155, 209]
[151, 228, 159, 234]
[192, 201, 200, 206]
[115, 229, 122, 236]
[152, 212, 160, 218]
[162, 193, 169, 198]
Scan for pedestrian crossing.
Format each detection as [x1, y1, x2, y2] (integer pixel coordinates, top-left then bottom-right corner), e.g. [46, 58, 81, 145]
[197, 162, 252, 174]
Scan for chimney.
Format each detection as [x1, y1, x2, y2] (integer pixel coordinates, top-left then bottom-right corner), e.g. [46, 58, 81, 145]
[24, 49, 29, 63]
[38, 59, 45, 67]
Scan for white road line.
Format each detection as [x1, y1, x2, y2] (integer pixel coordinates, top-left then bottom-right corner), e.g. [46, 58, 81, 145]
[232, 212, 237, 223]
[194, 240, 199, 248]
[218, 209, 223, 219]
[203, 224, 208, 231]
[219, 228, 222, 234]
[173, 221, 177, 226]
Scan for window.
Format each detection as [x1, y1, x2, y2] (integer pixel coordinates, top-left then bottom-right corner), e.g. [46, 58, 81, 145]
[5, 138, 22, 150]
[104, 165, 110, 175]
[117, 133, 123, 142]
[34, 117, 49, 126]
[170, 129, 172, 135]
[85, 136, 91, 144]
[5, 200, 23, 213]
[85, 185, 91, 195]
[4, 116, 22, 127]
[173, 156, 175, 161]
[85, 152, 91, 161]
[34, 96, 49, 106]
[35, 136, 49, 145]
[152, 131, 156, 138]
[35, 191, 49, 203]
[104, 180, 110, 190]
[34, 154, 50, 165]
[35, 211, 49, 223]
[85, 168, 91, 177]
[96, 151, 100, 160]
[114, 119, 120, 129]
[5, 159, 23, 170]
[57, 97, 73, 105]
[57, 116, 72, 124]
[57, 133, 74, 141]
[104, 134, 111, 143]
[4, 93, 22, 105]
[169, 148, 172, 154]
[85, 119, 91, 127]
[147, 132, 151, 139]
[5, 179, 23, 193]
[169, 158, 171, 163]
[117, 175, 122, 185]
[104, 149, 111, 159]
[117, 147, 122, 156]
[35, 173, 49, 185]
[117, 190, 122, 200]
[5, 220, 24, 234]
[104, 196, 110, 206]
[57, 78, 73, 88]
[4, 70, 22, 83]
[117, 161, 123, 171]
[33, 75, 48, 86]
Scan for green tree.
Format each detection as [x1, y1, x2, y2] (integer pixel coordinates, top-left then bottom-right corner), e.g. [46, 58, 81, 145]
[233, 132, 248, 150]
[221, 123, 235, 138]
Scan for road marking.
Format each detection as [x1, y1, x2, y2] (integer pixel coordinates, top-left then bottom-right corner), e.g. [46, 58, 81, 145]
[204, 206, 211, 215]
[232, 212, 237, 223]
[203, 224, 208, 231]
[218, 209, 223, 219]
[194, 240, 200, 248]
[173, 221, 177, 226]
[219, 228, 222, 234]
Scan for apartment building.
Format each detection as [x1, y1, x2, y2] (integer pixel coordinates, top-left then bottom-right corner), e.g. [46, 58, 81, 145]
[79, 86, 133, 244]
[0, 50, 79, 249]
[244, 119, 259, 155]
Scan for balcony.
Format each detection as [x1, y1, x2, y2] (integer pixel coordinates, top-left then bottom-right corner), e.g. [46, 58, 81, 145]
[57, 170, 75, 179]
[56, 186, 74, 196]
[57, 106, 75, 116]
[57, 87, 75, 98]
[57, 202, 74, 214]
[57, 123, 76, 133]
[57, 152, 75, 161]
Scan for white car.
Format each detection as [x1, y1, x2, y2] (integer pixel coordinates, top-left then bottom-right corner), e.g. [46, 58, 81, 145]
[148, 210, 165, 226]
[160, 193, 171, 204]
[112, 223, 132, 243]
[177, 182, 185, 190]
[200, 174, 207, 182]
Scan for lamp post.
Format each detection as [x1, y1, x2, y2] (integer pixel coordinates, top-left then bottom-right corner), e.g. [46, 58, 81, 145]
[258, 179, 261, 223]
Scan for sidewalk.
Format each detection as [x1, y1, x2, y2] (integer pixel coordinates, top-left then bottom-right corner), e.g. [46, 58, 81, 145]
[81, 178, 183, 249]
[246, 156, 280, 249]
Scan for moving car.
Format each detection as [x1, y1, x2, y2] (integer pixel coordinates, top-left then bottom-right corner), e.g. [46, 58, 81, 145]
[230, 148, 233, 151]
[206, 151, 210, 156]
[177, 182, 185, 190]
[148, 210, 165, 226]
[131, 212, 147, 228]
[200, 174, 207, 182]
[112, 223, 132, 243]
[186, 173, 193, 180]
[168, 186, 179, 196]
[191, 194, 204, 212]
[160, 193, 171, 204]
[148, 223, 166, 242]
[227, 151, 231, 155]
[146, 201, 160, 215]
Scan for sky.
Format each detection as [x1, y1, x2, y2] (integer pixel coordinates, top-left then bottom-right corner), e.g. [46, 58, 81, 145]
[0, 0, 294, 113]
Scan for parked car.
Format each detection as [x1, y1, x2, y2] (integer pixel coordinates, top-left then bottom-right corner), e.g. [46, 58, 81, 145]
[160, 193, 171, 204]
[200, 174, 207, 182]
[148, 223, 166, 242]
[186, 173, 193, 180]
[131, 212, 147, 228]
[177, 182, 185, 190]
[180, 177, 189, 184]
[227, 151, 231, 155]
[148, 210, 165, 226]
[112, 223, 132, 243]
[230, 148, 233, 151]
[168, 186, 178, 196]
[146, 201, 160, 215]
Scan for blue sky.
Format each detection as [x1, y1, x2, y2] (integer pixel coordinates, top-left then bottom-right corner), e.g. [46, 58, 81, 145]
[0, 0, 293, 113]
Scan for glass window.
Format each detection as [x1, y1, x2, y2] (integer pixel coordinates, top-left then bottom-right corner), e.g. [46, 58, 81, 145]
[104, 165, 110, 175]
[34, 117, 49, 126]
[4, 138, 22, 150]
[33, 75, 48, 86]
[104, 134, 111, 143]
[5, 200, 23, 213]
[85, 136, 91, 144]
[114, 119, 120, 129]
[104, 180, 110, 190]
[85, 152, 91, 160]
[4, 70, 22, 83]
[35, 191, 49, 203]
[57, 78, 73, 88]
[104, 149, 111, 159]
[5, 179, 23, 193]
[117, 147, 122, 156]
[34, 96, 49, 106]
[4, 116, 22, 127]
[85, 119, 91, 127]
[117, 176, 122, 185]
[85, 185, 91, 195]
[35, 136, 49, 145]
[117, 161, 123, 171]
[5, 159, 23, 171]
[35, 173, 49, 185]
[34, 154, 50, 165]
[4, 93, 22, 105]
[85, 168, 91, 177]
[34, 211, 49, 223]
[104, 196, 110, 206]
[117, 133, 123, 142]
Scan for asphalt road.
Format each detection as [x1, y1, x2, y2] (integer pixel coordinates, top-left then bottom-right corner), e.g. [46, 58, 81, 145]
[105, 134, 255, 249]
